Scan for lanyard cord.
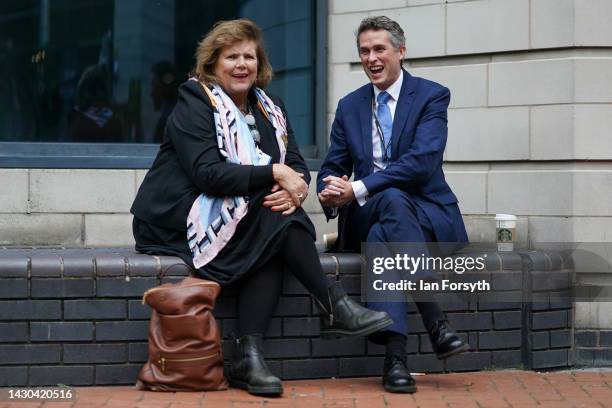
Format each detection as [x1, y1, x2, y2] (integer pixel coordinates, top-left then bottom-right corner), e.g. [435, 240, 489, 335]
[372, 98, 391, 163]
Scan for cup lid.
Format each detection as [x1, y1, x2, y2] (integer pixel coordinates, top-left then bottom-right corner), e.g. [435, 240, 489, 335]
[495, 214, 517, 221]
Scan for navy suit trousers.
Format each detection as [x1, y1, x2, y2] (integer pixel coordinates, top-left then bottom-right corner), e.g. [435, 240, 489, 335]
[346, 187, 442, 339]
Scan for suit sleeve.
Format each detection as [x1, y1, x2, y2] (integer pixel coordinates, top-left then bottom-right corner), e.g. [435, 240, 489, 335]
[273, 97, 311, 185]
[316, 98, 354, 219]
[360, 87, 449, 195]
[167, 82, 274, 197]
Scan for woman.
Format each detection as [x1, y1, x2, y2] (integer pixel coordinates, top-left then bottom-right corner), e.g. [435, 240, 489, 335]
[131, 19, 392, 396]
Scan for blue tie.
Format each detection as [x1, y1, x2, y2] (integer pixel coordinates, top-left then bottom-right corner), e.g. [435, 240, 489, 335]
[376, 91, 393, 161]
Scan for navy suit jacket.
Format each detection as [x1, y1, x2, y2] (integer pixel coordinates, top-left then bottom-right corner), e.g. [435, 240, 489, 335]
[317, 69, 468, 245]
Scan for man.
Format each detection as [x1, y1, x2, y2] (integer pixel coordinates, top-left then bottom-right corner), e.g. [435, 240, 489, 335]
[317, 16, 469, 393]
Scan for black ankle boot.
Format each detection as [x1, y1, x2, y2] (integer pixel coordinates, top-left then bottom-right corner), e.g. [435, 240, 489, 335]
[315, 281, 393, 339]
[428, 320, 469, 360]
[227, 334, 282, 396]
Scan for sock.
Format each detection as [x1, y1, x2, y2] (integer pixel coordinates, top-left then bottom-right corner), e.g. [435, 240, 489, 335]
[385, 332, 407, 358]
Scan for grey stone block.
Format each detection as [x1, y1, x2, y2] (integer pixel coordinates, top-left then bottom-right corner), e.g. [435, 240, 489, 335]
[62, 254, 95, 277]
[531, 332, 550, 350]
[31, 278, 95, 298]
[95, 364, 141, 385]
[499, 252, 523, 270]
[493, 311, 522, 330]
[0, 254, 28, 277]
[0, 323, 28, 342]
[0, 279, 28, 299]
[593, 349, 612, 366]
[490, 271, 522, 291]
[447, 312, 493, 331]
[532, 349, 569, 369]
[0, 300, 61, 320]
[94, 254, 127, 276]
[339, 356, 384, 377]
[263, 339, 309, 359]
[437, 293, 472, 312]
[575, 330, 598, 347]
[446, 351, 492, 371]
[420, 334, 434, 353]
[283, 317, 320, 337]
[158, 256, 190, 276]
[478, 330, 522, 350]
[549, 291, 573, 310]
[30, 254, 62, 277]
[30, 366, 94, 386]
[574, 349, 595, 366]
[406, 313, 427, 333]
[129, 343, 149, 362]
[96, 277, 157, 298]
[492, 350, 522, 368]
[600, 331, 612, 346]
[96, 321, 149, 341]
[128, 300, 151, 320]
[273, 296, 311, 317]
[531, 271, 570, 291]
[64, 300, 127, 320]
[478, 291, 523, 310]
[0, 367, 28, 386]
[409, 353, 444, 373]
[312, 337, 365, 357]
[283, 358, 337, 380]
[125, 253, 160, 277]
[264, 318, 282, 338]
[532, 310, 569, 330]
[531, 292, 549, 311]
[64, 344, 127, 363]
[550, 329, 572, 348]
[31, 322, 94, 341]
[0, 344, 60, 364]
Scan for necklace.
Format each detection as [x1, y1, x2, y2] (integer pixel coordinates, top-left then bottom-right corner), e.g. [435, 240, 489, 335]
[243, 107, 261, 144]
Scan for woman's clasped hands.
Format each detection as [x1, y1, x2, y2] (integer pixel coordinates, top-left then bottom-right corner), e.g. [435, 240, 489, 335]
[263, 164, 308, 215]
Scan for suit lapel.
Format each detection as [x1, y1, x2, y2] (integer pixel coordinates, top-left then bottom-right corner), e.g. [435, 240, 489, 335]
[359, 85, 374, 173]
[391, 70, 416, 159]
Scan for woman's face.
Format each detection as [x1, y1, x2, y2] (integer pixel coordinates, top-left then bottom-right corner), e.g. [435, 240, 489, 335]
[214, 40, 258, 103]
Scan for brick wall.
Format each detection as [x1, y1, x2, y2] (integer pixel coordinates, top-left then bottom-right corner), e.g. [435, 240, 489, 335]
[0, 248, 573, 386]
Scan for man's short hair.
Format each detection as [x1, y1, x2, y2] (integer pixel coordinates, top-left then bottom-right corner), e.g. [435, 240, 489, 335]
[356, 16, 405, 51]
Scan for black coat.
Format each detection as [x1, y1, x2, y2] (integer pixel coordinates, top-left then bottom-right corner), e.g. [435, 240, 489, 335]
[131, 79, 314, 284]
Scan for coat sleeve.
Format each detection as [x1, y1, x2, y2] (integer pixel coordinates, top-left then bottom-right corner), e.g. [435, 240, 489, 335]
[167, 81, 275, 197]
[360, 86, 449, 195]
[316, 98, 354, 219]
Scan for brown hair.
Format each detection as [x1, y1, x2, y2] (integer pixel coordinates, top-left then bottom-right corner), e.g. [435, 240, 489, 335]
[193, 19, 273, 88]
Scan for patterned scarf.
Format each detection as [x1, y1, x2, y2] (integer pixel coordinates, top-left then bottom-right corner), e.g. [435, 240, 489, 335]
[187, 80, 288, 268]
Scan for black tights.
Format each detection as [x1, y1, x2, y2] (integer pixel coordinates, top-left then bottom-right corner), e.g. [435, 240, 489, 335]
[236, 225, 330, 336]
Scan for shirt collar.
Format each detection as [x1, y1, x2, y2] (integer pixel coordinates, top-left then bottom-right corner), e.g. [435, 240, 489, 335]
[373, 70, 403, 102]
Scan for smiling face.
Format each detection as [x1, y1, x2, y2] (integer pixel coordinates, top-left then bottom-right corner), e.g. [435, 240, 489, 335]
[213, 40, 258, 106]
[358, 29, 405, 91]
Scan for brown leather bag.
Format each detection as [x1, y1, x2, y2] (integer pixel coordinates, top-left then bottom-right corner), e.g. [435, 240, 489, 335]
[136, 275, 228, 391]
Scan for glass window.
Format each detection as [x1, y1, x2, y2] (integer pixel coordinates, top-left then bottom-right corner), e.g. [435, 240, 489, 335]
[0, 0, 317, 156]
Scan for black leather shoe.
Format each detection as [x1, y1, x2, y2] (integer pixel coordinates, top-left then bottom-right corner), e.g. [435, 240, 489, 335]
[228, 334, 283, 396]
[428, 320, 469, 360]
[315, 281, 393, 339]
[383, 355, 417, 393]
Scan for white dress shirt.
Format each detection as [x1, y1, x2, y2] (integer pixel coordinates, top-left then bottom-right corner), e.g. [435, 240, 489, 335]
[351, 73, 404, 206]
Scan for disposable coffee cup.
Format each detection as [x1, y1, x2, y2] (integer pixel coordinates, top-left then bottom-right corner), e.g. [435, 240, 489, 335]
[495, 214, 517, 252]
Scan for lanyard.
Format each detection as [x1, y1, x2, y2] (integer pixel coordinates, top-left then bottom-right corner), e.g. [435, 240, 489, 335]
[372, 98, 392, 163]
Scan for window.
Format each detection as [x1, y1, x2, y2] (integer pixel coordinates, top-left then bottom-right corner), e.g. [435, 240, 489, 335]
[0, 0, 325, 167]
